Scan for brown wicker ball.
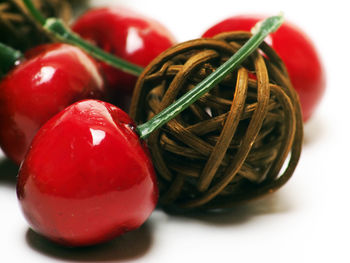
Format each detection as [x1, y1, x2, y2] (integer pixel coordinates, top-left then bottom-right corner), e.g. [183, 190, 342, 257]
[0, 0, 74, 51]
[130, 31, 303, 211]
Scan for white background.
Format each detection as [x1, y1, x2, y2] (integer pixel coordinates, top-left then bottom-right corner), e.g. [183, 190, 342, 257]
[1, 0, 349, 262]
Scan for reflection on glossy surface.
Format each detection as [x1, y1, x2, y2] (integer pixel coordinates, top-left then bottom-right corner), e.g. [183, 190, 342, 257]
[17, 100, 158, 247]
[126, 27, 144, 54]
[90, 128, 106, 146]
[34, 66, 55, 86]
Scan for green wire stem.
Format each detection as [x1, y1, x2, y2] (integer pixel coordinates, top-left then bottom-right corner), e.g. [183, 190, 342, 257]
[22, 0, 46, 25]
[22, 0, 143, 76]
[44, 19, 143, 76]
[136, 15, 284, 139]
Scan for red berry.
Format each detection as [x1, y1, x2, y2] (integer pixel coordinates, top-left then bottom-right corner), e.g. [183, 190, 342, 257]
[17, 99, 158, 247]
[0, 43, 105, 164]
[202, 15, 326, 121]
[72, 7, 176, 100]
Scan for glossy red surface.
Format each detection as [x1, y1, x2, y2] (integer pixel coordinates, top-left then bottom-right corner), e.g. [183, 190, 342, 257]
[202, 15, 326, 121]
[17, 99, 158, 247]
[72, 7, 176, 100]
[0, 43, 105, 164]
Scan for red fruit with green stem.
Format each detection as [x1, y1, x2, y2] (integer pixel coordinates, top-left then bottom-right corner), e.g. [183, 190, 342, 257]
[17, 99, 158, 246]
[202, 15, 325, 121]
[18, 2, 283, 247]
[0, 42, 105, 165]
[71, 7, 176, 106]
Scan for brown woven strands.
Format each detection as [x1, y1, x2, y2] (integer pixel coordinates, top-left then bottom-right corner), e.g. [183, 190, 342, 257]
[130, 31, 303, 211]
[0, 0, 72, 51]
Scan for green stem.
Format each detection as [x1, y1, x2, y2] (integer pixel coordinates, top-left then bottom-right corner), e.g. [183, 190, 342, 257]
[44, 19, 143, 76]
[0, 42, 23, 78]
[22, 0, 46, 25]
[22, 0, 143, 76]
[136, 15, 284, 139]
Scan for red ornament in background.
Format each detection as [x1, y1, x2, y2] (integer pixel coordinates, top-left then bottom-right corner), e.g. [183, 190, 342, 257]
[72, 7, 176, 107]
[17, 99, 158, 247]
[203, 15, 326, 121]
[0, 43, 105, 164]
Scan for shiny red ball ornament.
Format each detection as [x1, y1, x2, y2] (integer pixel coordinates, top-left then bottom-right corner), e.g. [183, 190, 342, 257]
[17, 99, 158, 247]
[203, 15, 326, 121]
[0, 43, 105, 164]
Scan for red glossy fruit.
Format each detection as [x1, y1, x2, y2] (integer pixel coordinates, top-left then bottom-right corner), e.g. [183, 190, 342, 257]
[0, 43, 105, 164]
[17, 99, 158, 247]
[202, 15, 326, 121]
[72, 7, 176, 99]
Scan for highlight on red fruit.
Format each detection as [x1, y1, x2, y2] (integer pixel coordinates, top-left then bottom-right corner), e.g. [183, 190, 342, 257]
[203, 15, 326, 122]
[72, 7, 176, 101]
[0, 43, 105, 164]
[17, 99, 158, 247]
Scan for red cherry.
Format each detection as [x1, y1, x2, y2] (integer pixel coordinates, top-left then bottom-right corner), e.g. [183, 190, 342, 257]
[17, 99, 158, 247]
[71, 7, 176, 100]
[0, 43, 105, 164]
[202, 15, 326, 121]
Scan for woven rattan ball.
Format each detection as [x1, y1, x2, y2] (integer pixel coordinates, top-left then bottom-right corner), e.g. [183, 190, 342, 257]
[130, 32, 303, 211]
[0, 0, 76, 51]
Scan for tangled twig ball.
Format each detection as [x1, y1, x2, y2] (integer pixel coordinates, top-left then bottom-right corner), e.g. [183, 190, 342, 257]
[130, 31, 303, 211]
[0, 0, 74, 51]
